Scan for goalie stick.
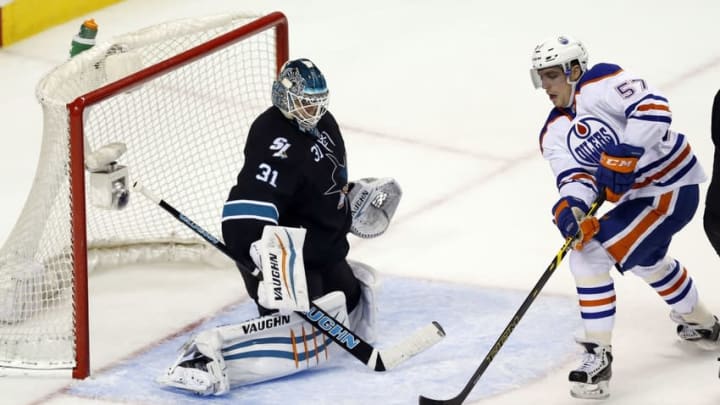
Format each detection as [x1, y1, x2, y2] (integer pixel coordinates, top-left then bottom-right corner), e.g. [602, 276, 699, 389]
[418, 195, 605, 405]
[132, 181, 445, 372]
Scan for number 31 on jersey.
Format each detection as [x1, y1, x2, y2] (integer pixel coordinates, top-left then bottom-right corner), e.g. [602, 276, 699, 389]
[255, 137, 289, 188]
[256, 163, 278, 188]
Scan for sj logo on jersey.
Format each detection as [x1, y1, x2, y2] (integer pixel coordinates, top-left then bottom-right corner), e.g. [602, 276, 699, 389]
[567, 116, 620, 166]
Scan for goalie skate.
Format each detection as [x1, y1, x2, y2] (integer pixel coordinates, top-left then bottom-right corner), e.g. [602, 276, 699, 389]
[157, 328, 230, 397]
[670, 310, 720, 350]
[157, 354, 228, 396]
[568, 339, 612, 400]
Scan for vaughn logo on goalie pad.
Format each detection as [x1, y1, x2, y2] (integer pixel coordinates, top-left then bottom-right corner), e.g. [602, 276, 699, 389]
[268, 252, 284, 301]
[256, 226, 310, 313]
[241, 315, 292, 334]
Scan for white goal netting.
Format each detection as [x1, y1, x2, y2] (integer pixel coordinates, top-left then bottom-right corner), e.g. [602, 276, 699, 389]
[0, 12, 286, 374]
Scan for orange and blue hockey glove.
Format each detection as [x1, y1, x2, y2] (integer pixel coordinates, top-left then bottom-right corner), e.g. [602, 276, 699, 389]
[596, 143, 644, 202]
[552, 196, 600, 250]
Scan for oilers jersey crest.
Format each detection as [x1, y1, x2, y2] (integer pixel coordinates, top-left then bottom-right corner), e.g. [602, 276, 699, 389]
[567, 116, 619, 167]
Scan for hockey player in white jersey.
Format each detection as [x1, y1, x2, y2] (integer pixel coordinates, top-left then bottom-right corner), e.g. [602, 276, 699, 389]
[530, 35, 720, 399]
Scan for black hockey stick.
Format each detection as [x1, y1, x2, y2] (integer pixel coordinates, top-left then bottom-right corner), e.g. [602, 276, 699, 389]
[132, 181, 445, 372]
[418, 195, 605, 404]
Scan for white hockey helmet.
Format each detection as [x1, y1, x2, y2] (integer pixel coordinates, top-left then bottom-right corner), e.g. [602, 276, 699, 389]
[530, 35, 589, 89]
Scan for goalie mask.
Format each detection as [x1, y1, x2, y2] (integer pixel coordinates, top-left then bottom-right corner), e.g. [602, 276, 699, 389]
[271, 58, 329, 131]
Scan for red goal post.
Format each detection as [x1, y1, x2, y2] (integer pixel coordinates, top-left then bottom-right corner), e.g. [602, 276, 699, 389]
[0, 12, 288, 379]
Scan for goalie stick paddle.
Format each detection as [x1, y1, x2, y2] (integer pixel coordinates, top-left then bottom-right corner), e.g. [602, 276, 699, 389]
[418, 195, 605, 405]
[132, 181, 446, 372]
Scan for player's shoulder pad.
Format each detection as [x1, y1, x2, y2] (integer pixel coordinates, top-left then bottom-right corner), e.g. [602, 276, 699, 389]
[577, 63, 623, 91]
[318, 110, 340, 130]
[540, 107, 573, 138]
[539, 107, 574, 155]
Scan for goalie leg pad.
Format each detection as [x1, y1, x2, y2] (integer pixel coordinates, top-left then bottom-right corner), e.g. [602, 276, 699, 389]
[224, 291, 348, 387]
[348, 260, 380, 343]
[158, 291, 348, 394]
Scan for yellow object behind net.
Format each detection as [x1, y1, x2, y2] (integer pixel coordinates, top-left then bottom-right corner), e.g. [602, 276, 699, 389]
[0, 0, 121, 47]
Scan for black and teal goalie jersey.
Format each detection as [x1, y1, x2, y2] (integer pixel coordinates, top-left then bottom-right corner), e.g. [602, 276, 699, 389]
[221, 106, 352, 271]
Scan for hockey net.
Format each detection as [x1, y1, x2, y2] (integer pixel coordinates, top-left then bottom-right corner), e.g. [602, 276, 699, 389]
[0, 12, 288, 378]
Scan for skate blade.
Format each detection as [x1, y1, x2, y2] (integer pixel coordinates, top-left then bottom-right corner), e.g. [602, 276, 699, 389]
[695, 339, 720, 351]
[570, 380, 610, 400]
[679, 338, 720, 351]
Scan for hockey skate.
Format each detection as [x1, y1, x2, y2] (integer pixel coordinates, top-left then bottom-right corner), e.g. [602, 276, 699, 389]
[157, 356, 217, 396]
[157, 351, 230, 396]
[670, 310, 720, 350]
[568, 339, 612, 400]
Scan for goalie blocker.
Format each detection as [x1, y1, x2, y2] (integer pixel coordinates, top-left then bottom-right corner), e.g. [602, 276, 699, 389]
[250, 226, 310, 314]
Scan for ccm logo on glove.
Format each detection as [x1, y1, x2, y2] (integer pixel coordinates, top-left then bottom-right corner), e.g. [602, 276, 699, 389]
[599, 156, 638, 172]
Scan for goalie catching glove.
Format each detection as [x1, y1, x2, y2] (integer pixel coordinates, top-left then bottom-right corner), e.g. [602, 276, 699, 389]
[250, 226, 310, 314]
[347, 177, 402, 238]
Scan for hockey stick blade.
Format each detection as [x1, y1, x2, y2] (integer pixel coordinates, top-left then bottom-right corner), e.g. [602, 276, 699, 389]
[374, 321, 445, 370]
[133, 180, 446, 372]
[418, 395, 462, 405]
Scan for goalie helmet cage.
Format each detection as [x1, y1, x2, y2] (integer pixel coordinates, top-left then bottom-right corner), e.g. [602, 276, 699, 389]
[0, 12, 288, 379]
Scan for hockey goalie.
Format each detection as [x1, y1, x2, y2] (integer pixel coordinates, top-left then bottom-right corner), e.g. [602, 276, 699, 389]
[157, 58, 404, 395]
